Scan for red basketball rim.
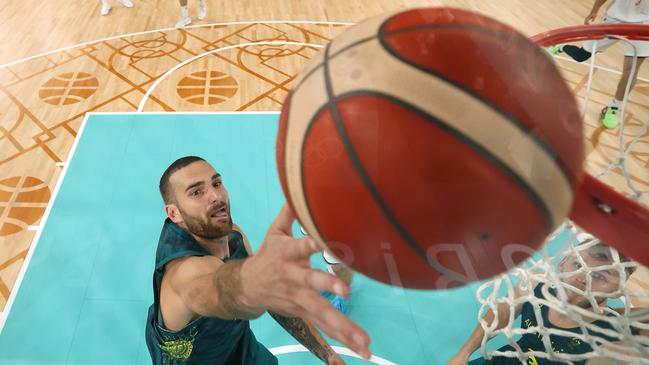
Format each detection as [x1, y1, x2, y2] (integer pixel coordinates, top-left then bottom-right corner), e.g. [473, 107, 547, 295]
[532, 24, 649, 267]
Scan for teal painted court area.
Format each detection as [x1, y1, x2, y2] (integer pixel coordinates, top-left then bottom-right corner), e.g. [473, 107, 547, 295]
[0, 112, 557, 365]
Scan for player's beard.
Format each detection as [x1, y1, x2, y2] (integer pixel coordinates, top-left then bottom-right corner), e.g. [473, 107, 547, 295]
[179, 205, 232, 239]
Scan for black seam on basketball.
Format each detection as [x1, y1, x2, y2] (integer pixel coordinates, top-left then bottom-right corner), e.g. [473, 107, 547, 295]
[300, 96, 329, 246]
[295, 18, 576, 193]
[280, 93, 297, 215]
[295, 22, 542, 95]
[321, 43, 442, 271]
[377, 20, 576, 191]
[330, 89, 555, 231]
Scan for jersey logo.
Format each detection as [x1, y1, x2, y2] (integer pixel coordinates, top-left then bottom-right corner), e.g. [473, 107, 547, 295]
[526, 348, 539, 365]
[159, 327, 198, 364]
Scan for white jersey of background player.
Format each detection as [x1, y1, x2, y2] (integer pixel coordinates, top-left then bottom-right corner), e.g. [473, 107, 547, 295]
[603, 0, 649, 22]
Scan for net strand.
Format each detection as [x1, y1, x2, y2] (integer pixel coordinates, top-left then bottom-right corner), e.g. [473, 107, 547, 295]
[478, 29, 649, 364]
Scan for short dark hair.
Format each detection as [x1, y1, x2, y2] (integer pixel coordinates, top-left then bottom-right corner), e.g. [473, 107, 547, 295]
[577, 239, 637, 278]
[159, 156, 205, 204]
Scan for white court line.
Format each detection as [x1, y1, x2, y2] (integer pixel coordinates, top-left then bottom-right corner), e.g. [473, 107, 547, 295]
[137, 41, 325, 112]
[26, 225, 40, 232]
[0, 20, 352, 70]
[0, 112, 91, 335]
[270, 345, 398, 365]
[0, 19, 643, 88]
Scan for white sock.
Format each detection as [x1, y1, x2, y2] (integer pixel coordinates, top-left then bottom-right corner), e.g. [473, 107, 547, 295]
[198, 0, 207, 19]
[611, 99, 621, 108]
[181, 5, 189, 18]
[102, 0, 109, 5]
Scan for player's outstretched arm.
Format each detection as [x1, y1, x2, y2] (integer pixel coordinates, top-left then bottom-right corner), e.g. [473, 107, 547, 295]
[233, 223, 347, 364]
[240, 204, 371, 359]
[165, 205, 370, 359]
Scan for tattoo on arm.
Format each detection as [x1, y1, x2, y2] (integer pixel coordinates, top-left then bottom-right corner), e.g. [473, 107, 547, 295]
[269, 312, 335, 363]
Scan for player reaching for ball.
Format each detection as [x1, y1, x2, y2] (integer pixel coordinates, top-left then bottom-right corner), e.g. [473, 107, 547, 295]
[145, 156, 370, 364]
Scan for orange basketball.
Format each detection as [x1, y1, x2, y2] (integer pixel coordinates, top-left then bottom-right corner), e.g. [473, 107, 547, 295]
[276, 8, 583, 289]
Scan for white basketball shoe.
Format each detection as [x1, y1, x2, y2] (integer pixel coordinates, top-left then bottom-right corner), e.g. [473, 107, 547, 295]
[198, 0, 207, 20]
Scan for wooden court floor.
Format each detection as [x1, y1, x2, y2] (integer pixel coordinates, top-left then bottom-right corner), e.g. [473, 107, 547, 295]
[1, 0, 648, 317]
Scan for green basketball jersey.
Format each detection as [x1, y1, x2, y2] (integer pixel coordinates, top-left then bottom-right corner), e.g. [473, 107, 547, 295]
[475, 284, 626, 365]
[145, 218, 277, 365]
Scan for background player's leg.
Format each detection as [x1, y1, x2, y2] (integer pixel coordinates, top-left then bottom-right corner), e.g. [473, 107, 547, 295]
[615, 56, 646, 101]
[176, 0, 191, 28]
[602, 56, 647, 129]
[120, 0, 134, 8]
[100, 0, 111, 16]
[548, 37, 617, 61]
[562, 45, 593, 62]
[322, 249, 353, 314]
[198, 0, 206, 20]
[299, 224, 355, 314]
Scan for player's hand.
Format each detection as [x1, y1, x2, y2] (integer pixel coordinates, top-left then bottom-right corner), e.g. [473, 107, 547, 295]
[584, 11, 597, 24]
[240, 204, 371, 359]
[446, 351, 470, 365]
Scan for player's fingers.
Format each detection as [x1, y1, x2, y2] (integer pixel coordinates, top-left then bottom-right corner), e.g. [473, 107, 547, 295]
[283, 237, 322, 261]
[268, 204, 296, 236]
[300, 294, 371, 359]
[295, 267, 349, 298]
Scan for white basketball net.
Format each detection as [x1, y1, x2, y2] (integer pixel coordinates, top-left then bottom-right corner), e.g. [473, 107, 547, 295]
[476, 34, 649, 364]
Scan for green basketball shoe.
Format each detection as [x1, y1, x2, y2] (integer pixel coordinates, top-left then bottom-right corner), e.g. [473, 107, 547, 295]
[546, 44, 562, 55]
[601, 105, 619, 129]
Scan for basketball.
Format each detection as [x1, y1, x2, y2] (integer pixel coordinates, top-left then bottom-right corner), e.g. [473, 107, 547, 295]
[276, 7, 584, 289]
